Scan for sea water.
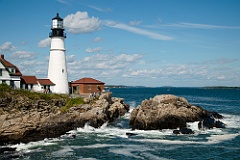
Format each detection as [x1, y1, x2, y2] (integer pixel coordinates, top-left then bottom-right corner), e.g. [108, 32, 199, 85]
[1, 87, 240, 160]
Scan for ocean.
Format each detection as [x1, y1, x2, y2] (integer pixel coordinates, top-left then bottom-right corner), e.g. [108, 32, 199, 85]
[1, 87, 240, 160]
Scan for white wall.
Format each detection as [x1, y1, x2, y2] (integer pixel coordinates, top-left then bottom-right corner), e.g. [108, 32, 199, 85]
[48, 37, 69, 94]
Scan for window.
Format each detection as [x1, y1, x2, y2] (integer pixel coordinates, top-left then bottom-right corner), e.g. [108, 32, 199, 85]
[62, 69, 64, 73]
[0, 69, 2, 76]
[10, 80, 14, 88]
[88, 85, 91, 90]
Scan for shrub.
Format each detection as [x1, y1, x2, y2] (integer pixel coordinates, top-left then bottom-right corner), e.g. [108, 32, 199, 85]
[61, 97, 85, 112]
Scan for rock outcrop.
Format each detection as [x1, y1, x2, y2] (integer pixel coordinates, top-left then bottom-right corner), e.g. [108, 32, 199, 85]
[130, 94, 224, 131]
[198, 112, 225, 130]
[0, 92, 129, 145]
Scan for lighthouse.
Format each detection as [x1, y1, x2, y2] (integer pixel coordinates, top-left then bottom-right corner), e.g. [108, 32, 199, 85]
[48, 13, 69, 94]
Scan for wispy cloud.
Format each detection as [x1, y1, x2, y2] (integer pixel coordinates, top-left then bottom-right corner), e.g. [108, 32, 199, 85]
[86, 4, 112, 12]
[38, 38, 51, 48]
[163, 22, 240, 29]
[10, 51, 36, 59]
[129, 20, 143, 26]
[93, 37, 103, 42]
[0, 42, 15, 52]
[85, 47, 102, 53]
[104, 20, 174, 41]
[57, 0, 71, 6]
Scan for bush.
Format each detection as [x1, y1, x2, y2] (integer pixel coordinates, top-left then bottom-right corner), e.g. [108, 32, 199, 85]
[61, 97, 85, 112]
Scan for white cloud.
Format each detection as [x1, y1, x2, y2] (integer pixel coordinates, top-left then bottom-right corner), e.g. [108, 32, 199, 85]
[80, 53, 142, 69]
[63, 52, 240, 86]
[10, 51, 36, 59]
[93, 37, 103, 42]
[163, 22, 240, 29]
[86, 4, 112, 12]
[85, 47, 102, 53]
[57, 0, 70, 5]
[38, 38, 51, 48]
[0, 42, 15, 52]
[67, 53, 143, 80]
[104, 20, 173, 41]
[129, 20, 142, 26]
[64, 11, 101, 34]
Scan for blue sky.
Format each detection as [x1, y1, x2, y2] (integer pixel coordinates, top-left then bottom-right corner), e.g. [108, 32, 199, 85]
[0, 0, 240, 87]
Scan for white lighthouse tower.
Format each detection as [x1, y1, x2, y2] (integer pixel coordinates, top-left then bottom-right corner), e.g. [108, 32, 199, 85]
[48, 13, 69, 94]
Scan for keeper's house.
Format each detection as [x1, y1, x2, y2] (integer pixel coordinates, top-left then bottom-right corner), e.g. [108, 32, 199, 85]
[0, 54, 55, 92]
[0, 54, 22, 89]
[71, 77, 104, 95]
[20, 76, 55, 92]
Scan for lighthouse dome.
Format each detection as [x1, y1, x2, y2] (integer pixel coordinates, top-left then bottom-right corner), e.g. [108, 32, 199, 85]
[52, 13, 63, 29]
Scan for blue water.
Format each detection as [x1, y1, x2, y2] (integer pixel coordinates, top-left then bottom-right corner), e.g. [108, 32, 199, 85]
[1, 87, 240, 160]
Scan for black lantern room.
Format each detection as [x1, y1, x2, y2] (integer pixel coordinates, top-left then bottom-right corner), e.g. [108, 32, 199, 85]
[49, 13, 66, 38]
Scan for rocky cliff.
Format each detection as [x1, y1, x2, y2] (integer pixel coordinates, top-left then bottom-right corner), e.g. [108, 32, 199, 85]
[0, 85, 129, 144]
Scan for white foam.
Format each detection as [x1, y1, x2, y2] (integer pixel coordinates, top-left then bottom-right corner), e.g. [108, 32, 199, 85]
[221, 114, 240, 129]
[109, 144, 154, 159]
[141, 152, 172, 160]
[207, 133, 239, 143]
[78, 158, 97, 160]
[71, 143, 119, 149]
[76, 123, 131, 139]
[8, 138, 61, 153]
[51, 146, 74, 157]
[131, 133, 239, 145]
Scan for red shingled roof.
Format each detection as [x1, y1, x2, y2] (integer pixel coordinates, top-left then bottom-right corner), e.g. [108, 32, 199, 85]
[21, 76, 38, 84]
[71, 78, 104, 84]
[37, 79, 55, 85]
[0, 54, 22, 76]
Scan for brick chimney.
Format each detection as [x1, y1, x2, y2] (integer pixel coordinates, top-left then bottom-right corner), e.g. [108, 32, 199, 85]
[0, 54, 4, 59]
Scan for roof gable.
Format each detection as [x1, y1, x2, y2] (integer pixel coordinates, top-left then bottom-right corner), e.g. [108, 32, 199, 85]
[37, 79, 55, 85]
[0, 54, 22, 76]
[21, 76, 38, 84]
[72, 77, 104, 84]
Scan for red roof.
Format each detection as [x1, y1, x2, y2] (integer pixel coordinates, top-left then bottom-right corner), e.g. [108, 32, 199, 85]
[21, 76, 38, 84]
[37, 79, 55, 85]
[0, 54, 22, 76]
[71, 78, 104, 84]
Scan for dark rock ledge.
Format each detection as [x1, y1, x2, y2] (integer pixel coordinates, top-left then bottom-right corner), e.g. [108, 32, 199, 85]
[0, 92, 129, 145]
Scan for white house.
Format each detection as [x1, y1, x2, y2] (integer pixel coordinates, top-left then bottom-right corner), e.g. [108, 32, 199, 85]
[20, 76, 55, 93]
[0, 54, 55, 93]
[0, 54, 22, 89]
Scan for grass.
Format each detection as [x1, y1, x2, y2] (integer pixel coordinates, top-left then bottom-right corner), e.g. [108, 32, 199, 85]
[0, 83, 85, 112]
[60, 97, 85, 112]
[0, 83, 68, 100]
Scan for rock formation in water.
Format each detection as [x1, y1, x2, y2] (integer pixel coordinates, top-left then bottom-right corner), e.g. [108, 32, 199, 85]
[0, 89, 129, 145]
[129, 94, 225, 132]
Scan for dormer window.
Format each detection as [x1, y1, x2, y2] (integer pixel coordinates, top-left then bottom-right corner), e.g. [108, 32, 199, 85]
[9, 68, 15, 73]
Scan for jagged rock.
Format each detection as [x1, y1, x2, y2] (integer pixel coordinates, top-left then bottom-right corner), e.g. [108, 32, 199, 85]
[126, 132, 138, 136]
[173, 127, 195, 134]
[130, 94, 209, 130]
[198, 114, 226, 130]
[99, 92, 112, 103]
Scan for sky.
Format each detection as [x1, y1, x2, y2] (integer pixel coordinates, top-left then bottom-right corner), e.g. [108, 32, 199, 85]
[0, 0, 240, 87]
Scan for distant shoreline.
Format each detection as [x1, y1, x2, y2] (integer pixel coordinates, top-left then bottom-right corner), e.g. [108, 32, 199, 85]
[105, 85, 240, 89]
[202, 86, 240, 89]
